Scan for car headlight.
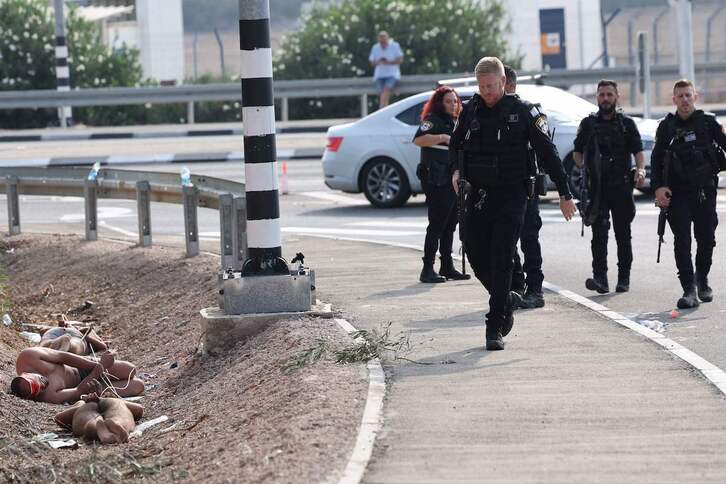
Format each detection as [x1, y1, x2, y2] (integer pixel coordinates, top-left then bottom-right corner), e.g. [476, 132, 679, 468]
[642, 139, 655, 151]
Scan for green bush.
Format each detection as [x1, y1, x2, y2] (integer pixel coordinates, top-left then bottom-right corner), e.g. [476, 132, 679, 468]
[274, 0, 520, 119]
[0, 0, 143, 128]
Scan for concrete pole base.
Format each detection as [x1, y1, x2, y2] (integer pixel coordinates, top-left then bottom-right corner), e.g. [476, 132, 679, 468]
[199, 301, 332, 356]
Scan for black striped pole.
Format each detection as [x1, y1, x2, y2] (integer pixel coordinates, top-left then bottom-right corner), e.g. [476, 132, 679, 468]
[53, 0, 72, 127]
[239, 0, 287, 275]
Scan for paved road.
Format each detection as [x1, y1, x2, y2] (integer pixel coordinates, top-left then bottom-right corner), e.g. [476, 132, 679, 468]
[3, 157, 726, 380]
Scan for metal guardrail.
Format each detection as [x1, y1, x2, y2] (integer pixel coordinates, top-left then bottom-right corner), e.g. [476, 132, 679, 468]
[0, 167, 247, 264]
[1, 63, 724, 120]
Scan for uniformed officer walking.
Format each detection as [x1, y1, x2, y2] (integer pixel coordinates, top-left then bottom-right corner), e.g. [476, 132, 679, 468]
[573, 80, 646, 293]
[652, 79, 726, 309]
[414, 86, 470, 283]
[503, 65, 547, 309]
[450, 57, 577, 350]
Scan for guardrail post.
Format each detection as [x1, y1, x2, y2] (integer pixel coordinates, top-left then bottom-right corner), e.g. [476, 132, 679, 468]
[219, 193, 235, 270]
[84, 178, 98, 241]
[232, 196, 247, 270]
[183, 185, 199, 257]
[136, 180, 152, 247]
[6, 175, 20, 235]
[281, 97, 289, 122]
[187, 101, 195, 124]
[360, 93, 368, 117]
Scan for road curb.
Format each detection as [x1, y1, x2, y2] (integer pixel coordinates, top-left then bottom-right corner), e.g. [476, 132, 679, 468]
[0, 147, 324, 168]
[0, 125, 331, 143]
[334, 318, 386, 484]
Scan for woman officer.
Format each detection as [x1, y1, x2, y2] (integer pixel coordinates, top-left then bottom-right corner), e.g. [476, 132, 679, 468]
[414, 86, 470, 283]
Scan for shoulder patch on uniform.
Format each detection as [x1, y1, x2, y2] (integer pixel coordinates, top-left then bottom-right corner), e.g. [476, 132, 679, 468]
[535, 115, 549, 135]
[420, 120, 434, 132]
[529, 106, 540, 119]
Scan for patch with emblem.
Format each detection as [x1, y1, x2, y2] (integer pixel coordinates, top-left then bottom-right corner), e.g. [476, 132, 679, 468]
[508, 114, 519, 123]
[535, 115, 549, 135]
[684, 131, 697, 143]
[421, 120, 434, 132]
[529, 107, 540, 118]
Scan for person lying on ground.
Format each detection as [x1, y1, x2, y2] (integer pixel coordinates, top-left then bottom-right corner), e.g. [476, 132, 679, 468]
[10, 348, 144, 404]
[55, 393, 143, 444]
[39, 324, 108, 355]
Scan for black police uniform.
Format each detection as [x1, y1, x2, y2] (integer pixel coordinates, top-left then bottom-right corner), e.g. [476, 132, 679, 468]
[574, 112, 643, 292]
[414, 111, 468, 282]
[511, 153, 545, 306]
[651, 110, 726, 307]
[449, 92, 572, 346]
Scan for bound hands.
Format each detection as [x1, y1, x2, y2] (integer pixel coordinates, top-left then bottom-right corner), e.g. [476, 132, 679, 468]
[655, 187, 672, 208]
[560, 197, 577, 221]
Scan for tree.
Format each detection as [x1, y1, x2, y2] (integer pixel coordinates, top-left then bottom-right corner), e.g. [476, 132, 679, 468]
[273, 0, 519, 118]
[0, 0, 143, 128]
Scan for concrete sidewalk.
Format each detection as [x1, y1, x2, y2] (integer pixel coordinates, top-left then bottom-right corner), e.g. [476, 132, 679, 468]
[288, 236, 726, 483]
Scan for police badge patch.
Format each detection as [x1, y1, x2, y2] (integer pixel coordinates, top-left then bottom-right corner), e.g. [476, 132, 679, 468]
[535, 115, 549, 135]
[421, 120, 434, 132]
[508, 114, 519, 123]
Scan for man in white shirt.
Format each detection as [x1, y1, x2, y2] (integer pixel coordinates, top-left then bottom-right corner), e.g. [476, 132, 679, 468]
[368, 31, 403, 108]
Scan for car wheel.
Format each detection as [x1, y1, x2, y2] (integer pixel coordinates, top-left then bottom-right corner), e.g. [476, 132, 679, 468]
[361, 158, 411, 208]
[562, 153, 583, 200]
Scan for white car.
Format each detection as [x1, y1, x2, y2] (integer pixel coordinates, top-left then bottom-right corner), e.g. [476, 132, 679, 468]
[322, 84, 657, 208]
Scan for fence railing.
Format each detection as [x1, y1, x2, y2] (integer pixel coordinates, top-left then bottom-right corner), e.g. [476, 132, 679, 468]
[1, 63, 724, 121]
[0, 167, 247, 268]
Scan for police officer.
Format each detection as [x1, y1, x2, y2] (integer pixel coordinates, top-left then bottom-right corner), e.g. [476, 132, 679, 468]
[573, 80, 645, 294]
[414, 86, 470, 283]
[504, 65, 547, 309]
[652, 79, 726, 309]
[450, 57, 577, 350]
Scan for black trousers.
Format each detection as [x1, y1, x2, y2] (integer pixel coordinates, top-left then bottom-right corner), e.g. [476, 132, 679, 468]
[465, 184, 527, 329]
[423, 184, 457, 264]
[591, 183, 635, 276]
[667, 186, 718, 290]
[511, 196, 543, 293]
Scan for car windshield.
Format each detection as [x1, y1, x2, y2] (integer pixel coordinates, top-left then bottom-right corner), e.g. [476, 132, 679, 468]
[517, 86, 595, 123]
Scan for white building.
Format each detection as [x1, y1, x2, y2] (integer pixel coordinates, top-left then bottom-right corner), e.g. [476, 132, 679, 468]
[81, 0, 185, 84]
[502, 0, 604, 71]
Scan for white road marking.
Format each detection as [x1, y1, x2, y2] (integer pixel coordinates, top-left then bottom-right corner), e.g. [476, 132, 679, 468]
[299, 191, 368, 205]
[60, 207, 134, 222]
[544, 281, 726, 396]
[98, 221, 137, 238]
[347, 220, 427, 228]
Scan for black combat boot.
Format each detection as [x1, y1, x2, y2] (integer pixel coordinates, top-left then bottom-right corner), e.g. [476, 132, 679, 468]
[514, 289, 545, 309]
[419, 258, 446, 283]
[677, 285, 700, 309]
[616, 271, 630, 293]
[696, 273, 713, 302]
[585, 273, 609, 294]
[439, 256, 471, 281]
[485, 323, 505, 351]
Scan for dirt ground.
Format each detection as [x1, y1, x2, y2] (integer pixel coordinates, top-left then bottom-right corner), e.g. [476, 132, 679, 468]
[0, 234, 368, 483]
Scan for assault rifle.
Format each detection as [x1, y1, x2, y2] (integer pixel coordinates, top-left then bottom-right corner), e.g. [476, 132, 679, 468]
[457, 150, 467, 276]
[657, 150, 672, 263]
[578, 159, 589, 237]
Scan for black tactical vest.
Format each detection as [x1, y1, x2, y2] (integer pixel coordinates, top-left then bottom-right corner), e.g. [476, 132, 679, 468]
[589, 113, 630, 179]
[663, 111, 718, 188]
[462, 96, 529, 186]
